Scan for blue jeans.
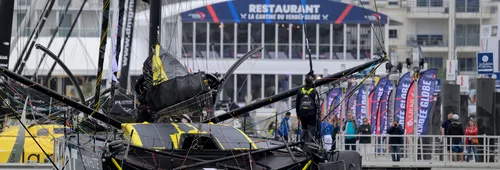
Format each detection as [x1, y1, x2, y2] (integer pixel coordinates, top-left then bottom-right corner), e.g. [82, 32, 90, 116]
[466, 145, 478, 162]
[390, 145, 401, 161]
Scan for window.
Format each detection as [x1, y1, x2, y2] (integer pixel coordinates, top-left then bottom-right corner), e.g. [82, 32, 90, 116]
[222, 74, 234, 101]
[416, 34, 444, 46]
[250, 74, 262, 100]
[389, 29, 398, 39]
[456, 24, 479, 46]
[17, 12, 31, 36]
[417, 0, 443, 7]
[264, 74, 276, 97]
[59, 13, 72, 37]
[388, 1, 399, 6]
[425, 57, 443, 69]
[236, 74, 248, 103]
[19, 0, 31, 6]
[459, 58, 475, 71]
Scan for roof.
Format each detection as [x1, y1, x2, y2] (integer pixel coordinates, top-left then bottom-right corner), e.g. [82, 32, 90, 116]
[136, 0, 388, 24]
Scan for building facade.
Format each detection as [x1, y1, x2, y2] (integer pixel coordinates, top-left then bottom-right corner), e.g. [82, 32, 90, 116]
[9, 0, 499, 100]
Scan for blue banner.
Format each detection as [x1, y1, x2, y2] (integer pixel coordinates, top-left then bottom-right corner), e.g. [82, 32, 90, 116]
[486, 72, 500, 89]
[355, 84, 367, 125]
[180, 0, 388, 24]
[370, 76, 388, 134]
[394, 72, 413, 131]
[346, 85, 358, 116]
[477, 52, 494, 74]
[379, 81, 393, 134]
[434, 78, 441, 95]
[417, 68, 438, 135]
[327, 88, 342, 119]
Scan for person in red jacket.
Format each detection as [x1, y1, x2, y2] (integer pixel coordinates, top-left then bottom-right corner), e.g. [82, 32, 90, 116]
[465, 119, 478, 162]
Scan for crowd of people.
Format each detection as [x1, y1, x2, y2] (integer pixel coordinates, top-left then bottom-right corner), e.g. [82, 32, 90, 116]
[272, 73, 480, 162]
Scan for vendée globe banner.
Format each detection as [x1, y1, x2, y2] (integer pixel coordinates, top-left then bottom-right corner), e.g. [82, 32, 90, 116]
[180, 0, 388, 24]
[371, 76, 388, 134]
[327, 88, 342, 119]
[378, 81, 393, 134]
[394, 72, 413, 131]
[355, 84, 367, 125]
[346, 85, 358, 116]
[416, 68, 438, 135]
[404, 69, 438, 135]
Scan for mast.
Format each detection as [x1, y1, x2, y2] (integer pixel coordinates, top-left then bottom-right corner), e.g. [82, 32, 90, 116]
[0, 0, 15, 69]
[32, 0, 74, 82]
[149, 0, 161, 58]
[108, 0, 126, 107]
[119, 0, 137, 93]
[44, 1, 88, 86]
[14, 0, 57, 74]
[92, 0, 110, 111]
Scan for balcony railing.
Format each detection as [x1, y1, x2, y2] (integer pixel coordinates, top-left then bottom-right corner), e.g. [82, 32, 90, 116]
[407, 34, 448, 47]
[456, 36, 480, 46]
[407, 0, 494, 14]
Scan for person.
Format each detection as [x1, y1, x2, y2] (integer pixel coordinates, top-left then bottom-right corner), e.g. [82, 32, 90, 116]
[357, 118, 372, 160]
[295, 74, 320, 143]
[321, 117, 333, 150]
[279, 112, 291, 142]
[465, 119, 478, 162]
[343, 113, 358, 151]
[387, 121, 404, 162]
[331, 115, 341, 151]
[447, 114, 465, 162]
[442, 112, 453, 159]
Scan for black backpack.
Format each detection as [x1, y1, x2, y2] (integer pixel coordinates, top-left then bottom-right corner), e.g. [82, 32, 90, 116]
[299, 88, 316, 113]
[447, 122, 462, 135]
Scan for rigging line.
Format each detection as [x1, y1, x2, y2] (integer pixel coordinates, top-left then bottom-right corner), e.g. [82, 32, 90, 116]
[45, 0, 88, 85]
[0, 94, 60, 170]
[92, 0, 111, 113]
[15, 0, 58, 74]
[357, 0, 386, 58]
[32, 0, 74, 82]
[13, 0, 53, 72]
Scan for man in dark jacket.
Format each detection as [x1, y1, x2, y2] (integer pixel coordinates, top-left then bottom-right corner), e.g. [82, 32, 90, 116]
[357, 118, 371, 160]
[295, 74, 320, 143]
[447, 114, 464, 162]
[387, 121, 404, 161]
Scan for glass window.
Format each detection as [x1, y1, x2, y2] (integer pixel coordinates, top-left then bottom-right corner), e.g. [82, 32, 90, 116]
[80, 11, 99, 37]
[264, 74, 276, 97]
[291, 75, 303, 107]
[236, 23, 248, 58]
[291, 24, 303, 59]
[319, 24, 331, 60]
[195, 23, 207, 58]
[222, 23, 235, 58]
[17, 12, 32, 36]
[425, 57, 443, 70]
[332, 24, 343, 59]
[456, 24, 479, 46]
[277, 74, 289, 93]
[430, 0, 443, 7]
[417, 0, 428, 7]
[59, 13, 73, 37]
[37, 129, 49, 136]
[459, 58, 475, 71]
[250, 24, 262, 58]
[304, 24, 317, 59]
[359, 25, 371, 60]
[19, 0, 31, 5]
[277, 24, 289, 59]
[223, 74, 234, 101]
[251, 74, 262, 100]
[236, 74, 248, 103]
[264, 24, 275, 59]
[346, 24, 358, 60]
[182, 23, 194, 58]
[209, 23, 221, 58]
[389, 29, 398, 39]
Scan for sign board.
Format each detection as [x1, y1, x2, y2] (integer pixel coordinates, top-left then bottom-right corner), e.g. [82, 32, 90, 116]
[446, 60, 458, 81]
[487, 72, 500, 89]
[434, 78, 441, 94]
[477, 52, 494, 74]
[480, 25, 498, 38]
[456, 75, 470, 93]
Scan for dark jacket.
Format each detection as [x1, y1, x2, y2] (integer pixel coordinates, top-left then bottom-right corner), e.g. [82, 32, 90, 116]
[295, 86, 320, 117]
[387, 125, 404, 145]
[447, 121, 464, 144]
[357, 124, 371, 143]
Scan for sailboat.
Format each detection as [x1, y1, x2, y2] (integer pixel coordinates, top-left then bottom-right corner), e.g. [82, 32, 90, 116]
[0, 0, 389, 169]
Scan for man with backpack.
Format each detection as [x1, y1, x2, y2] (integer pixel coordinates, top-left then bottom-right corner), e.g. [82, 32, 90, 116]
[447, 114, 465, 162]
[295, 74, 320, 143]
